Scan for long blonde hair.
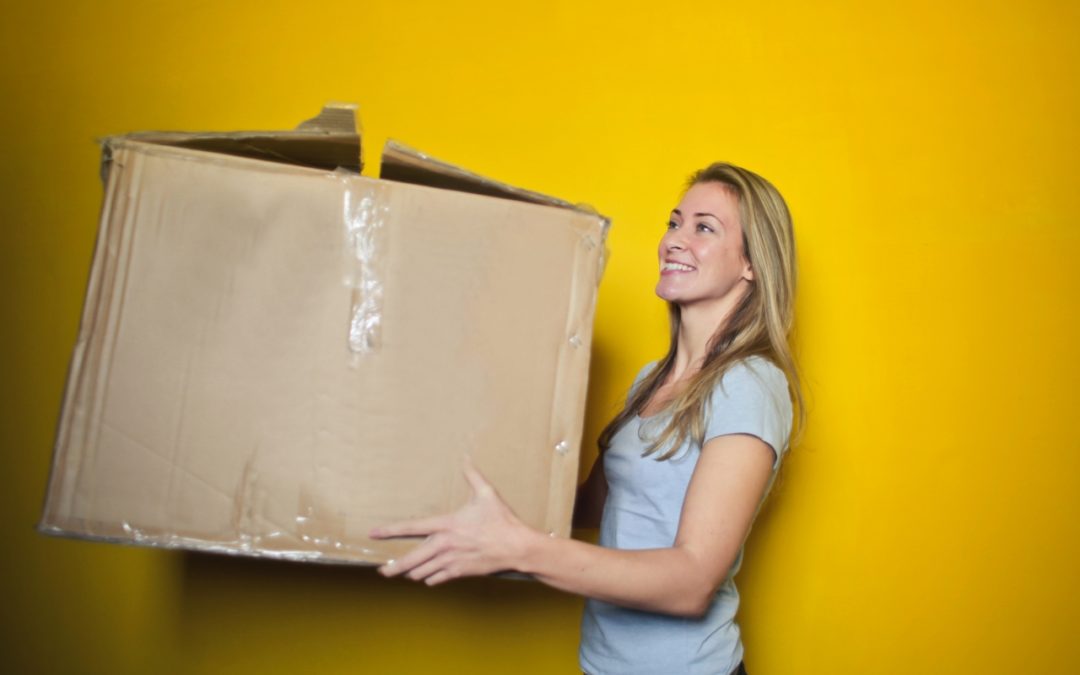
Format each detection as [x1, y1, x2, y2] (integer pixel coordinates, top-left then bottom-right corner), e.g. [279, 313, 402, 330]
[599, 163, 804, 459]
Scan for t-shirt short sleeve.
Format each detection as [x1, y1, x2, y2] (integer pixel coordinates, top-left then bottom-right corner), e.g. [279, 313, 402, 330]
[703, 357, 793, 469]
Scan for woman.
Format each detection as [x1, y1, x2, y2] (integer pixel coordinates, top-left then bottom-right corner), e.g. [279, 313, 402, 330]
[371, 162, 803, 675]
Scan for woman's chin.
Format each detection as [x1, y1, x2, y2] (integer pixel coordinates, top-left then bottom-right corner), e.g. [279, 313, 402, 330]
[655, 282, 684, 303]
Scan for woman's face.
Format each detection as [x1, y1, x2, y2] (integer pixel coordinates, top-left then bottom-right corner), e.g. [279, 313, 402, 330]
[655, 181, 753, 308]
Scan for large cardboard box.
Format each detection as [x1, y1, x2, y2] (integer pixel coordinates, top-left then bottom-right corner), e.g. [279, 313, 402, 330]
[39, 105, 608, 565]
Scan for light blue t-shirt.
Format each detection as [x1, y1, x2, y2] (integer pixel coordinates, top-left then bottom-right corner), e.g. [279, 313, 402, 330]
[579, 357, 793, 675]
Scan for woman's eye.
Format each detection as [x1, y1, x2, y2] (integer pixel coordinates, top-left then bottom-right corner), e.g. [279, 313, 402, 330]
[696, 222, 714, 233]
[666, 220, 679, 230]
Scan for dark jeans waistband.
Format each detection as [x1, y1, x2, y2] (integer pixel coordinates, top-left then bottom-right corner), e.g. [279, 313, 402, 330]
[584, 662, 746, 675]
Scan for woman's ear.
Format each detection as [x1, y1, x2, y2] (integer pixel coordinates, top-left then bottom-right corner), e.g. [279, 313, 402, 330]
[742, 259, 754, 282]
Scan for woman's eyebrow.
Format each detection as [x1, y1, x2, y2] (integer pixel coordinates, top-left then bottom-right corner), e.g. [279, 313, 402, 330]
[671, 209, 724, 224]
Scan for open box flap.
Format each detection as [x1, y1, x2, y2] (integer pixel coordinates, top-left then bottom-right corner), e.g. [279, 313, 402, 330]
[103, 103, 362, 174]
[380, 139, 600, 216]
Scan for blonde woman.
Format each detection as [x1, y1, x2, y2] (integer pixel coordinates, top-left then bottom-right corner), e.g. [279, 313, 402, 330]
[371, 163, 802, 675]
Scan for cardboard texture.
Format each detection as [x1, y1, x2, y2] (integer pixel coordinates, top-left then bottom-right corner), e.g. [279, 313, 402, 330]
[40, 105, 608, 565]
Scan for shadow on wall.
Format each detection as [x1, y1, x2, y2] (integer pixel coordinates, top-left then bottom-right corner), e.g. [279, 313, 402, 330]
[178, 549, 565, 607]
[177, 549, 585, 645]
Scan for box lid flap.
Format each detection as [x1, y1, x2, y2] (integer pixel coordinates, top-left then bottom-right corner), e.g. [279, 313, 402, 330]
[380, 139, 593, 214]
[107, 103, 362, 173]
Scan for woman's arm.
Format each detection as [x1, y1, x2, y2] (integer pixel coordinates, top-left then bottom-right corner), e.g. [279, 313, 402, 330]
[572, 458, 607, 529]
[370, 433, 776, 618]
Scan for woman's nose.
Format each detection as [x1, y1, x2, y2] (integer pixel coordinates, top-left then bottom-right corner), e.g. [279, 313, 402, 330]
[665, 231, 687, 251]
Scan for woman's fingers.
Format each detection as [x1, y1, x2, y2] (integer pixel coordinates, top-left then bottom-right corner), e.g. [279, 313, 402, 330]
[369, 513, 451, 540]
[462, 455, 493, 497]
[372, 459, 513, 584]
[378, 536, 444, 577]
[424, 569, 457, 586]
[381, 540, 474, 585]
[403, 553, 455, 583]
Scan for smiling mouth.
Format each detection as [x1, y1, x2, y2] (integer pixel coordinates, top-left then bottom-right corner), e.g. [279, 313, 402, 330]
[661, 262, 695, 273]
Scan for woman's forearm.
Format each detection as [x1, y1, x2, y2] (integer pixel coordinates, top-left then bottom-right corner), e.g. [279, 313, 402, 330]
[372, 442, 764, 613]
[514, 528, 721, 618]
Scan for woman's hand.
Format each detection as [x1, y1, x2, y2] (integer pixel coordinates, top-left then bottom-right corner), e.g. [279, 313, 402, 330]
[369, 457, 539, 585]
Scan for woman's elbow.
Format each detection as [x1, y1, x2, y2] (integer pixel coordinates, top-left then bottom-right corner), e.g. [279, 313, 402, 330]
[661, 582, 717, 619]
[659, 552, 726, 618]
[680, 593, 715, 619]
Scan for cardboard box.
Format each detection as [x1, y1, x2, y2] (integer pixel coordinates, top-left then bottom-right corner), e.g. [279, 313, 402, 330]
[39, 105, 608, 565]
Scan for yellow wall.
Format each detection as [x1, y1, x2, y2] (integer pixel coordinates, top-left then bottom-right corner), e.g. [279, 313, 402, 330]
[3, 1, 1077, 673]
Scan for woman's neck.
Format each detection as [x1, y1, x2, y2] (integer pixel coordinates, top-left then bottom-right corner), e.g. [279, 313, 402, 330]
[669, 291, 746, 381]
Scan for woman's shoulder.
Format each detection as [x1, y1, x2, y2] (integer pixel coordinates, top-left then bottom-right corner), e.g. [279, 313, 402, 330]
[632, 356, 788, 394]
[706, 356, 794, 459]
[712, 356, 791, 413]
[721, 355, 788, 388]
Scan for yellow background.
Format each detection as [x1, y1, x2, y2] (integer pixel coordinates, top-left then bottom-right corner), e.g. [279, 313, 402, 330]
[2, 1, 1078, 673]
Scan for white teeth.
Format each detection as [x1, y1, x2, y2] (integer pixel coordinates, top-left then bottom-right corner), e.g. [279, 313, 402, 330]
[663, 262, 694, 272]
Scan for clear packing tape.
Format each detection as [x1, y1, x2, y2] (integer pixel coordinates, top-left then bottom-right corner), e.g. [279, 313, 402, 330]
[115, 521, 384, 564]
[339, 171, 390, 355]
